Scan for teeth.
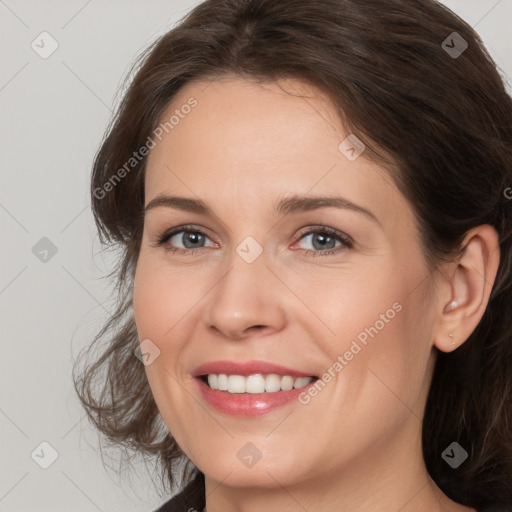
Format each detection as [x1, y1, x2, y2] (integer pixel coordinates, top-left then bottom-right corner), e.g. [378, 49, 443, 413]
[228, 375, 245, 393]
[265, 374, 281, 393]
[281, 375, 294, 391]
[217, 374, 228, 391]
[205, 373, 314, 393]
[246, 374, 265, 393]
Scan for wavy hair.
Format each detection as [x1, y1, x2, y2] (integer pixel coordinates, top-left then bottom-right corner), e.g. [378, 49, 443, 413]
[73, 0, 512, 507]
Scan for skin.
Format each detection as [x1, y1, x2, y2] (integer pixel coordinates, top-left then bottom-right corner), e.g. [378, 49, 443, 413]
[132, 76, 499, 512]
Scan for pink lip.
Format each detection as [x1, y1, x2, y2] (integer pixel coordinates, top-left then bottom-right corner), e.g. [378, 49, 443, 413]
[194, 377, 318, 417]
[191, 360, 318, 417]
[192, 360, 315, 378]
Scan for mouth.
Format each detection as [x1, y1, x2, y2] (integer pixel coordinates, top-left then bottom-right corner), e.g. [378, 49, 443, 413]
[192, 360, 321, 416]
[199, 373, 319, 394]
[195, 373, 320, 416]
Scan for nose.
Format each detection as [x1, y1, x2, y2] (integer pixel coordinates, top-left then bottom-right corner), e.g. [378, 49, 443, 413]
[204, 246, 287, 341]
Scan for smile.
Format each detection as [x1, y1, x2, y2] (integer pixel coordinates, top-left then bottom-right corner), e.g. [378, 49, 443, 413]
[203, 373, 316, 393]
[195, 374, 320, 417]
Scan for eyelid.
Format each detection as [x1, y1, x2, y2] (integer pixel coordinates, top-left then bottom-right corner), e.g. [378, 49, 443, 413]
[295, 225, 353, 244]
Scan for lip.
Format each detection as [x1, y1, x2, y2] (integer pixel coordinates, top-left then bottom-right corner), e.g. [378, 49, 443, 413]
[192, 360, 316, 378]
[191, 360, 318, 417]
[195, 376, 318, 417]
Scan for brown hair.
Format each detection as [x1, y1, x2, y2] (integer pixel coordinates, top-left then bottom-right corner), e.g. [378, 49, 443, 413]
[73, 0, 512, 507]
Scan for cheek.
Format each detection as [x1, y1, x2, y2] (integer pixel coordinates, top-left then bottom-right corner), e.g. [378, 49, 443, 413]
[132, 259, 198, 442]
[297, 264, 405, 353]
[133, 257, 203, 346]
[133, 264, 163, 342]
[310, 262, 433, 404]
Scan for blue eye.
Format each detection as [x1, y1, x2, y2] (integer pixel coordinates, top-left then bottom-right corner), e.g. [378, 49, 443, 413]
[155, 225, 353, 257]
[156, 225, 215, 255]
[295, 227, 353, 257]
[168, 230, 209, 249]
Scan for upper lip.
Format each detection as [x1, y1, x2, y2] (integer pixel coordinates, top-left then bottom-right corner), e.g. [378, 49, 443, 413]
[192, 360, 317, 378]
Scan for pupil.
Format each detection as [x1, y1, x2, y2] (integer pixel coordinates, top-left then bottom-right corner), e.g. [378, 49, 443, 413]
[184, 232, 203, 248]
[313, 233, 334, 250]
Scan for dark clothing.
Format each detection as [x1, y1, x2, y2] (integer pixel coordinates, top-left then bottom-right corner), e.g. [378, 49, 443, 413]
[153, 472, 205, 512]
[152, 472, 510, 512]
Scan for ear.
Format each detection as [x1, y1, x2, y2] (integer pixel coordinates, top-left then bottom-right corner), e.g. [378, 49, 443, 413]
[433, 225, 500, 353]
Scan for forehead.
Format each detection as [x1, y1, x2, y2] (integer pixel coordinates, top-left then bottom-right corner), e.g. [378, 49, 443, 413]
[144, 76, 411, 230]
[156, 76, 343, 165]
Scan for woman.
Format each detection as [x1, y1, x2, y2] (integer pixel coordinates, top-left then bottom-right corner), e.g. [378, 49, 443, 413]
[73, 0, 512, 510]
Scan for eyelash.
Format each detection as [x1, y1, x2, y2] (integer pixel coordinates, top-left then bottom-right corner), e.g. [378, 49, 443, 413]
[155, 224, 353, 257]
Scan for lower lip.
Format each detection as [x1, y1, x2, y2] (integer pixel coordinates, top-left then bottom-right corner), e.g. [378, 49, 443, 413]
[195, 377, 317, 417]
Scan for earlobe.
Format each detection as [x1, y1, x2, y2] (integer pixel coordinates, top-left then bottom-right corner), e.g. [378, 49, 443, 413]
[433, 225, 500, 353]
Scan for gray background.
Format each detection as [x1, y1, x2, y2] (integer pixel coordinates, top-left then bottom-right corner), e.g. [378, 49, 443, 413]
[0, 1, 511, 510]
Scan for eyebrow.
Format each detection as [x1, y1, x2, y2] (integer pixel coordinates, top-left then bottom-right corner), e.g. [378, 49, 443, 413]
[145, 194, 380, 224]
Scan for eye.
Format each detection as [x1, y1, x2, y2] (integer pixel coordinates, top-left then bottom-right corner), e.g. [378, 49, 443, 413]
[155, 225, 217, 254]
[154, 224, 353, 258]
[294, 226, 353, 257]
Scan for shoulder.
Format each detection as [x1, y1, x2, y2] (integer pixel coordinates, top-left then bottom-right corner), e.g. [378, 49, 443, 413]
[151, 472, 205, 512]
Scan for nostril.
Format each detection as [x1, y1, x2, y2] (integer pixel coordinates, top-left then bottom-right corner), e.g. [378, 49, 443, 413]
[243, 325, 267, 335]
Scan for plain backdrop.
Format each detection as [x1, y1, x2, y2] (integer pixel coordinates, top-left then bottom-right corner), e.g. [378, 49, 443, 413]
[1, 1, 511, 510]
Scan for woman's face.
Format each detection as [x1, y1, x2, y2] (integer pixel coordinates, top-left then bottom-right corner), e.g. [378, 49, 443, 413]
[133, 77, 440, 491]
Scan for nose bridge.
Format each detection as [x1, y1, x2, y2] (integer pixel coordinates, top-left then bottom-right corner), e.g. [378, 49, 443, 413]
[204, 237, 286, 339]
